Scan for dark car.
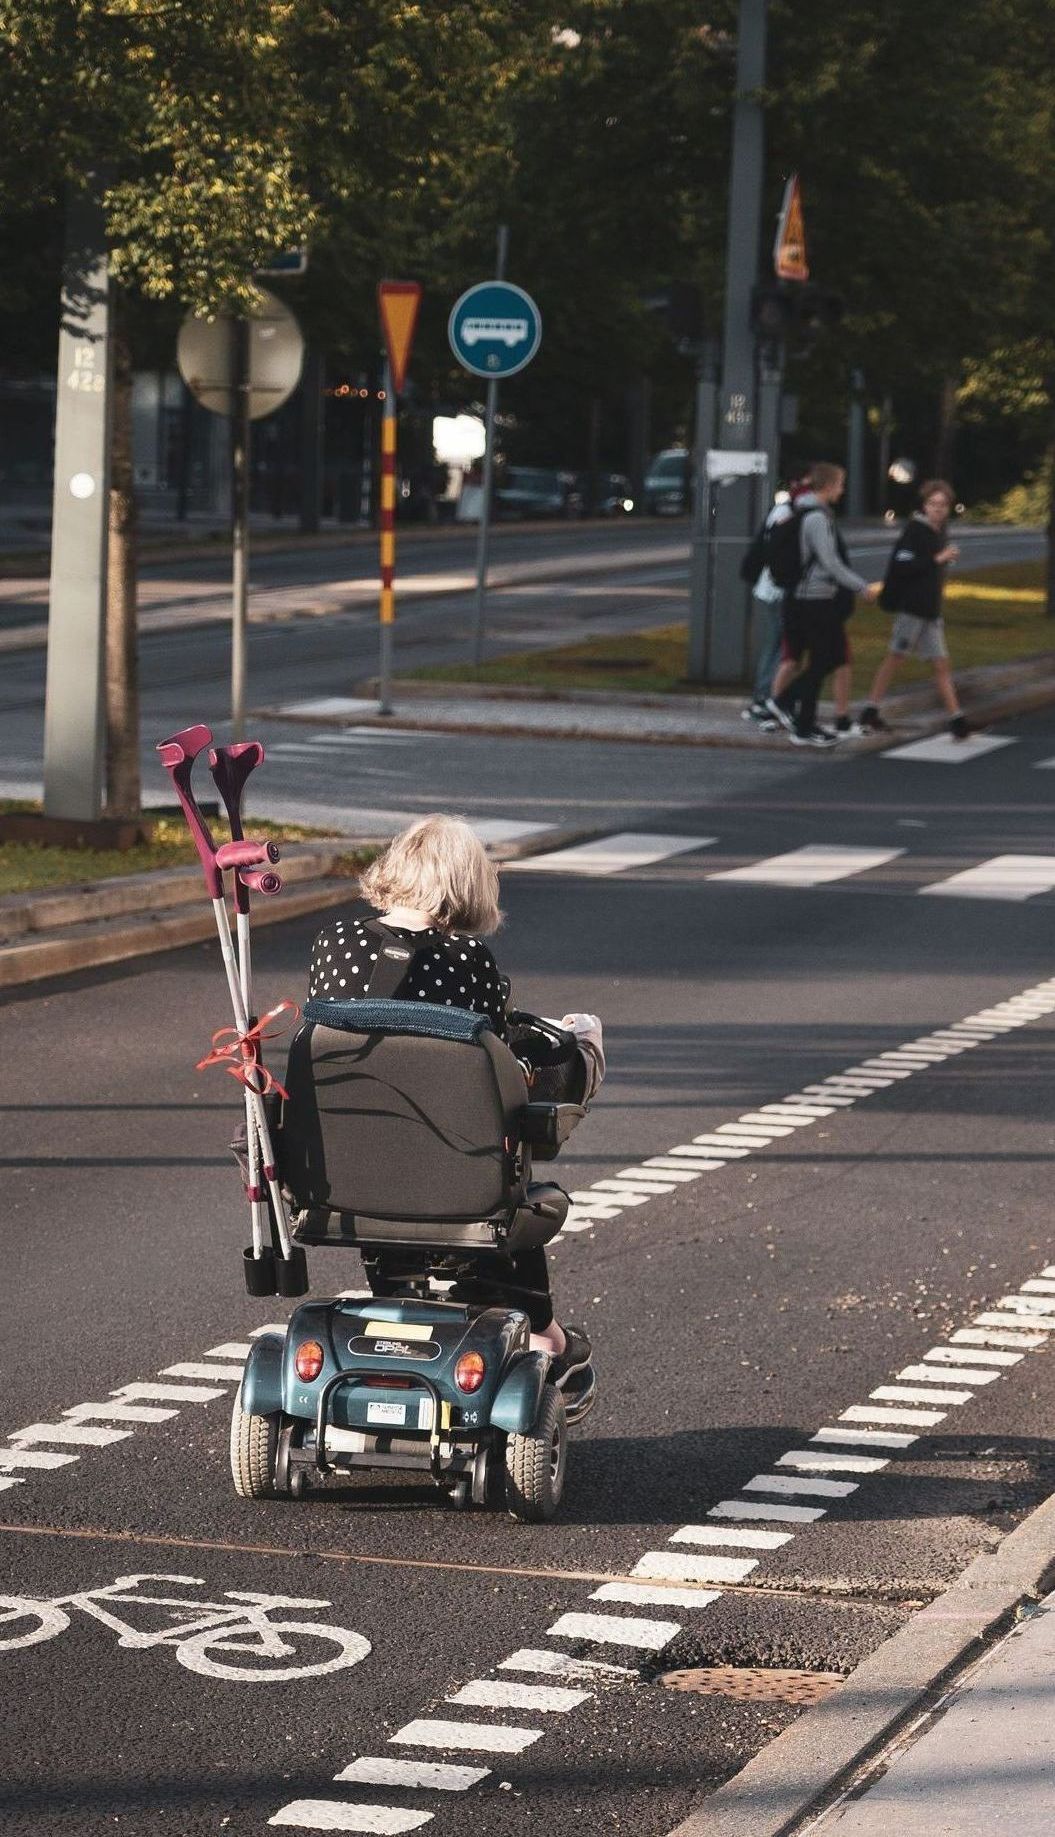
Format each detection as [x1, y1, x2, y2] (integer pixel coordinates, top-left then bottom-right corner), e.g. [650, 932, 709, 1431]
[594, 472, 635, 516]
[495, 466, 584, 520]
[643, 447, 691, 516]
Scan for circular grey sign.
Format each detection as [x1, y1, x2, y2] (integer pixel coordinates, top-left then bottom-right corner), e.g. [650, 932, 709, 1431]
[177, 288, 305, 421]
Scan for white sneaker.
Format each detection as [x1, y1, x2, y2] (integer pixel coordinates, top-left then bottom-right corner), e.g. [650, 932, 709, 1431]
[764, 697, 794, 733]
[790, 726, 837, 749]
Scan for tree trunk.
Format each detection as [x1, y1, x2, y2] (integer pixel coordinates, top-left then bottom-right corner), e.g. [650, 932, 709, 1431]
[1045, 390, 1055, 619]
[933, 374, 958, 480]
[105, 292, 141, 818]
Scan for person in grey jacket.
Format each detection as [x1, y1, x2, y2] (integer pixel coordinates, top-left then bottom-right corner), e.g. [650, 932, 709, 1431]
[767, 461, 881, 748]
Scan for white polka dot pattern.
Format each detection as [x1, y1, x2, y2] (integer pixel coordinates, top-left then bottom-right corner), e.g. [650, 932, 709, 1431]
[308, 917, 508, 1035]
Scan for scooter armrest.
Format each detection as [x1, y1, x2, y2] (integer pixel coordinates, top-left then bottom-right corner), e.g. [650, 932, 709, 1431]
[520, 1102, 586, 1156]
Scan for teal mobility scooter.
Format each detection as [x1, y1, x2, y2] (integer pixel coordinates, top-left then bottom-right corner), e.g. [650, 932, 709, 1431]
[159, 723, 596, 1523]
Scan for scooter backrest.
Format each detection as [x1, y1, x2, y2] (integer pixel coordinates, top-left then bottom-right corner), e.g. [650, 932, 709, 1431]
[277, 1000, 530, 1223]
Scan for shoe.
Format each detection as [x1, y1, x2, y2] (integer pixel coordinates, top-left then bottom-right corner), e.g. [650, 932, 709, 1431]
[551, 1324, 592, 1388]
[741, 700, 772, 724]
[949, 713, 971, 740]
[834, 715, 863, 740]
[858, 704, 890, 734]
[764, 696, 795, 733]
[789, 726, 837, 749]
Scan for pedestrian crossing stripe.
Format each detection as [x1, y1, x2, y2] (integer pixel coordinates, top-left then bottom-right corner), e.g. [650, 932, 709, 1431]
[920, 855, 1055, 902]
[709, 845, 904, 887]
[506, 833, 716, 875]
[883, 734, 1015, 763]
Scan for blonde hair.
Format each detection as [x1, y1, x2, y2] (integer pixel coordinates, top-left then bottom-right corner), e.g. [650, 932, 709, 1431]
[359, 815, 502, 935]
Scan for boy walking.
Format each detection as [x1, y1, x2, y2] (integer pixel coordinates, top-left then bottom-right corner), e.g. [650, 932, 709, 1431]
[859, 479, 968, 738]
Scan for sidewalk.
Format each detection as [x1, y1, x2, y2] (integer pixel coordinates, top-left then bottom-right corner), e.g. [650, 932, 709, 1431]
[806, 1592, 1055, 1836]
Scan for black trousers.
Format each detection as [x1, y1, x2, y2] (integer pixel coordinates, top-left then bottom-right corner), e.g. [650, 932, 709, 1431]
[779, 598, 846, 734]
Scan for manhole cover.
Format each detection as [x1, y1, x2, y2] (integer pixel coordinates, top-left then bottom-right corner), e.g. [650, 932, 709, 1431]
[660, 1666, 844, 1705]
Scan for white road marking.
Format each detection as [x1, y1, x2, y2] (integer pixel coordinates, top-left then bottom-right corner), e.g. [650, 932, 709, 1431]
[0, 1448, 79, 1470]
[811, 1427, 919, 1451]
[64, 1399, 179, 1423]
[840, 1405, 946, 1428]
[884, 733, 1014, 763]
[777, 1449, 889, 1474]
[391, 1719, 541, 1754]
[547, 1612, 680, 1651]
[670, 1525, 793, 1550]
[591, 1178, 677, 1196]
[0, 1477, 24, 1492]
[590, 1583, 722, 1608]
[113, 1381, 227, 1403]
[333, 1759, 489, 1792]
[921, 855, 1055, 901]
[635, 1162, 703, 1181]
[571, 1187, 649, 1207]
[10, 1421, 132, 1447]
[996, 1295, 1055, 1320]
[160, 1362, 244, 1382]
[870, 1383, 971, 1405]
[447, 1680, 589, 1713]
[680, 1138, 753, 1156]
[709, 1499, 826, 1524]
[757, 1103, 835, 1119]
[662, 1147, 732, 1165]
[634, 1551, 758, 1585]
[513, 832, 716, 875]
[793, 1088, 856, 1105]
[202, 1342, 253, 1359]
[926, 1346, 1022, 1368]
[956, 1325, 1047, 1348]
[709, 844, 904, 887]
[498, 1649, 637, 1680]
[898, 1364, 1000, 1386]
[269, 1804, 432, 1833]
[744, 1474, 858, 1499]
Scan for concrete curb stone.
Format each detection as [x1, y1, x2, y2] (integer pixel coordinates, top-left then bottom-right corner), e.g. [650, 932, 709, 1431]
[664, 1487, 1055, 1837]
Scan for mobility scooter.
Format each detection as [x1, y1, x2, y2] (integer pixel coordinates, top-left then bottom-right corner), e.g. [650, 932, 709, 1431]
[159, 724, 596, 1522]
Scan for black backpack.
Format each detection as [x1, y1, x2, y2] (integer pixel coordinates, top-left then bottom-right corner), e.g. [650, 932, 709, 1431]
[764, 507, 808, 593]
[739, 523, 769, 587]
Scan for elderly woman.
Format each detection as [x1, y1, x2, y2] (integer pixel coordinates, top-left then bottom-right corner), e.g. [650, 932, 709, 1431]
[309, 814, 599, 1390]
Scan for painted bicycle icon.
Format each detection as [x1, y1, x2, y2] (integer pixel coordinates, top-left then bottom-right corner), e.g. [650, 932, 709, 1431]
[0, 1572, 371, 1682]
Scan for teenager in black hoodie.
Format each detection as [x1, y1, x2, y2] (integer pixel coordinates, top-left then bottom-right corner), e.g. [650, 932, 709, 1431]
[859, 479, 969, 738]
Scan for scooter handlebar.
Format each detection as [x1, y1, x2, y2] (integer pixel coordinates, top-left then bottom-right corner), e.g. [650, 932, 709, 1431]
[238, 869, 282, 895]
[215, 839, 280, 869]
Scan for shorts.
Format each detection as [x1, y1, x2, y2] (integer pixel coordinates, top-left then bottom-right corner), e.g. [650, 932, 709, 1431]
[782, 599, 851, 668]
[889, 613, 948, 660]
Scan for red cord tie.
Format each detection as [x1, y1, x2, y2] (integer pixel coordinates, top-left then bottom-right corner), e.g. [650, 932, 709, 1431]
[196, 999, 299, 1100]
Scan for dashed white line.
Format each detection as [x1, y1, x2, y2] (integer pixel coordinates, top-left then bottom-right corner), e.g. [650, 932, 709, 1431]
[709, 1498, 826, 1523]
[746, 1474, 858, 1498]
[333, 1759, 488, 1792]
[776, 1449, 890, 1474]
[160, 1361, 246, 1382]
[546, 1612, 680, 1651]
[590, 1583, 721, 1608]
[670, 1525, 793, 1550]
[391, 1719, 542, 1754]
[498, 1648, 636, 1680]
[633, 1551, 758, 1585]
[898, 1364, 1000, 1386]
[839, 1405, 946, 1428]
[11, 1421, 132, 1447]
[269, 1805, 432, 1833]
[447, 1680, 589, 1714]
[926, 1345, 1022, 1367]
[870, 1384, 970, 1406]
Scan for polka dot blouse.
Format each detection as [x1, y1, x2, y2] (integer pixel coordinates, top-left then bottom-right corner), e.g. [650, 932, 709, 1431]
[308, 915, 509, 1039]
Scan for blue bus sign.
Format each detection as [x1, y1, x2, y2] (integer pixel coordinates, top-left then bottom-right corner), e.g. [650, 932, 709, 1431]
[448, 281, 542, 379]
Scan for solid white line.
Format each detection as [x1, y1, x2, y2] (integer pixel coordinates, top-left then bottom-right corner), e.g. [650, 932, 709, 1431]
[922, 854, 1055, 901]
[269, 1804, 432, 1833]
[202, 1342, 253, 1359]
[898, 1364, 1000, 1386]
[955, 1325, 1046, 1348]
[0, 1448, 79, 1470]
[590, 1583, 722, 1608]
[11, 1422, 132, 1447]
[709, 845, 904, 887]
[518, 833, 716, 875]
[870, 1384, 972, 1405]
[926, 1345, 1022, 1367]
[114, 1381, 227, 1403]
[391, 1719, 541, 1754]
[160, 1362, 243, 1382]
[634, 1551, 758, 1584]
[64, 1399, 179, 1424]
[546, 1612, 680, 1650]
[708, 1499, 826, 1524]
[334, 1759, 488, 1792]
[670, 1525, 793, 1550]
[776, 1449, 889, 1474]
[811, 1427, 918, 1451]
[841, 1405, 946, 1427]
[744, 1474, 858, 1499]
[446, 1680, 589, 1713]
[498, 1648, 637, 1679]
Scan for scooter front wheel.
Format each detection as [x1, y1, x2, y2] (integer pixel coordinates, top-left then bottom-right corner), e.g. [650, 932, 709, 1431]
[504, 1385, 567, 1523]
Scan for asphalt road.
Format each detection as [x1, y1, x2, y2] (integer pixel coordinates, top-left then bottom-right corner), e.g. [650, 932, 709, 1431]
[3, 705, 1055, 1833]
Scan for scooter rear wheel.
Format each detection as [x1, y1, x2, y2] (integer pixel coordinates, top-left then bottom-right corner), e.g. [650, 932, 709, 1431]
[504, 1385, 567, 1522]
[230, 1391, 278, 1499]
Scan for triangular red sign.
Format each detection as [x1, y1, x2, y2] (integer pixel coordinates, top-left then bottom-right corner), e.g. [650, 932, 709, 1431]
[774, 176, 809, 283]
[378, 281, 422, 396]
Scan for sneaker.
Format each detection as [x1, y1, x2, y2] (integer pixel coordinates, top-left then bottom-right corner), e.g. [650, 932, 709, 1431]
[764, 696, 795, 734]
[858, 704, 890, 734]
[834, 715, 864, 740]
[949, 713, 971, 740]
[790, 726, 837, 749]
[551, 1324, 592, 1388]
[741, 700, 771, 724]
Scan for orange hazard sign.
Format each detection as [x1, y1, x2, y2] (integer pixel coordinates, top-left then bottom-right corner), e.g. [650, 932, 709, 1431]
[774, 176, 809, 283]
[377, 280, 422, 395]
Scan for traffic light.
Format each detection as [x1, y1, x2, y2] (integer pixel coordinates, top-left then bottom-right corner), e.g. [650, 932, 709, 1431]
[750, 280, 843, 345]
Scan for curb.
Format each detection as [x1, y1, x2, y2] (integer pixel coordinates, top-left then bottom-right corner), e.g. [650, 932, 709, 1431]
[665, 1486, 1055, 1837]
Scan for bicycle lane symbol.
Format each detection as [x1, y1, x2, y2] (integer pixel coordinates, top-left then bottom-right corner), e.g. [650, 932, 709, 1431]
[0, 1572, 371, 1683]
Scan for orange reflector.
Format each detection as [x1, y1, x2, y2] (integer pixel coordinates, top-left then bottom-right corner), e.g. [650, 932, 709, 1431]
[294, 1339, 324, 1381]
[454, 1351, 486, 1393]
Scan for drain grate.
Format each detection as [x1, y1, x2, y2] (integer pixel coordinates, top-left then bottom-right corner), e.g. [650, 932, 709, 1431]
[660, 1666, 844, 1705]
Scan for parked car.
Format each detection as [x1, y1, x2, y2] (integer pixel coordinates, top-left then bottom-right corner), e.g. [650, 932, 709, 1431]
[495, 466, 584, 520]
[594, 472, 635, 516]
[643, 447, 691, 515]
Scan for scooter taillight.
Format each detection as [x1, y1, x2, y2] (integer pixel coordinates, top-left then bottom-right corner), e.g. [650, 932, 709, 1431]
[294, 1339, 324, 1381]
[454, 1352, 486, 1393]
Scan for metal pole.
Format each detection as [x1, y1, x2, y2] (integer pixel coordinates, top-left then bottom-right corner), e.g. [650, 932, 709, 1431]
[378, 357, 396, 714]
[878, 392, 893, 515]
[42, 187, 114, 819]
[705, 0, 768, 685]
[687, 339, 721, 682]
[230, 315, 251, 742]
[846, 366, 866, 518]
[471, 222, 509, 666]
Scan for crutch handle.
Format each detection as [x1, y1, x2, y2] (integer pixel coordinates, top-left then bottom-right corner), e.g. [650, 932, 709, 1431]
[238, 869, 282, 895]
[216, 839, 280, 869]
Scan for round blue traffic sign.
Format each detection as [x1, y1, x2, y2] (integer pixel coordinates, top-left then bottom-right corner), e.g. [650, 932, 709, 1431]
[448, 281, 542, 380]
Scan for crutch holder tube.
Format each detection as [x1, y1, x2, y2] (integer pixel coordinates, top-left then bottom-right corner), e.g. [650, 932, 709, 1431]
[243, 1244, 278, 1297]
[276, 1246, 309, 1297]
[216, 839, 280, 869]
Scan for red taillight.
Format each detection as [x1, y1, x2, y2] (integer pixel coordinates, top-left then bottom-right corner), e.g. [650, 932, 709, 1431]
[294, 1339, 324, 1382]
[454, 1351, 486, 1393]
